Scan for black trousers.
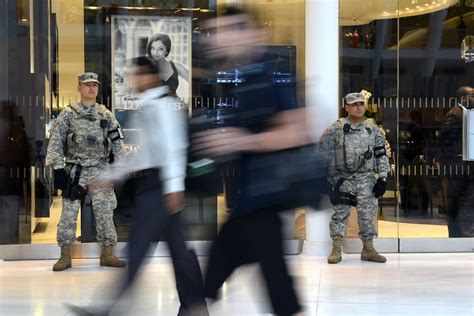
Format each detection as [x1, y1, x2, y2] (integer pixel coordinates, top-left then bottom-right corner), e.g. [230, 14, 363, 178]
[119, 171, 206, 314]
[204, 210, 301, 316]
[446, 177, 474, 237]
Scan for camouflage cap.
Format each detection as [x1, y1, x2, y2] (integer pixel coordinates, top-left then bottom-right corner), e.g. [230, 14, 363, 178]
[78, 72, 100, 84]
[345, 92, 365, 104]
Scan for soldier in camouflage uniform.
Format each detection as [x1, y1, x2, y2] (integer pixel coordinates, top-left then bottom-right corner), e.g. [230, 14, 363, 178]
[320, 92, 390, 264]
[46, 72, 126, 271]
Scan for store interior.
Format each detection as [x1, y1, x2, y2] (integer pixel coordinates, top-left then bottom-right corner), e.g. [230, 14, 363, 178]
[1, 0, 472, 247]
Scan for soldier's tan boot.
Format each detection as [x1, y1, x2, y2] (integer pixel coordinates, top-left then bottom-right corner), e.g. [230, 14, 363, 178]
[53, 244, 72, 271]
[100, 245, 126, 268]
[327, 236, 343, 264]
[361, 239, 387, 263]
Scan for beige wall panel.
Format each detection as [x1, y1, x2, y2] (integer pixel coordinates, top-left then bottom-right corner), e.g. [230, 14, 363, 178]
[52, 0, 84, 108]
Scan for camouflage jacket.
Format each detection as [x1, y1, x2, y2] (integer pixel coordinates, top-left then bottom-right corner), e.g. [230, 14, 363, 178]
[46, 103, 125, 169]
[319, 117, 390, 184]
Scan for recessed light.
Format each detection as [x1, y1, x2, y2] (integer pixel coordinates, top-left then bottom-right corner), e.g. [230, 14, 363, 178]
[416, 5, 420, 8]
[425, 3, 429, 6]
[432, 1, 436, 3]
[406, 7, 410, 10]
[383, 11, 388, 14]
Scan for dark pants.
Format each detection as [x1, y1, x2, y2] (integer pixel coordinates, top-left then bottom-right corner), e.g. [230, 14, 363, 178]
[120, 171, 206, 314]
[204, 211, 301, 316]
[446, 177, 474, 237]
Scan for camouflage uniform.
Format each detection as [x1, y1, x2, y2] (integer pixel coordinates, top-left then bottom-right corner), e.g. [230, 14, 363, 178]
[46, 102, 125, 247]
[320, 117, 390, 240]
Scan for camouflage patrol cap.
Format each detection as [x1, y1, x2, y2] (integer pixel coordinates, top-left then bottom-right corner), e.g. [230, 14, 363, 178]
[78, 72, 100, 84]
[345, 92, 365, 104]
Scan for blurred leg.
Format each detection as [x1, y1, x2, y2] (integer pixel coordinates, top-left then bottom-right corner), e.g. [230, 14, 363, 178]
[247, 212, 301, 316]
[204, 219, 245, 299]
[165, 212, 208, 315]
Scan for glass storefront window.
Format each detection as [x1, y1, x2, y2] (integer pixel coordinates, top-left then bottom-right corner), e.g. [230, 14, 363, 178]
[1, 0, 306, 247]
[1, 0, 472, 250]
[340, 0, 474, 240]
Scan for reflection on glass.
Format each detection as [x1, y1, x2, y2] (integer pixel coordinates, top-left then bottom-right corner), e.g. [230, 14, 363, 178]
[340, 0, 474, 239]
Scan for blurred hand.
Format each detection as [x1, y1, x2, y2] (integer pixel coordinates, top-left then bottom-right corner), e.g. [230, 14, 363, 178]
[164, 191, 184, 214]
[192, 127, 255, 157]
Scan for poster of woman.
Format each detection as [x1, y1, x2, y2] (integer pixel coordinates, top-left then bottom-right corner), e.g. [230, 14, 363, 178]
[112, 16, 191, 110]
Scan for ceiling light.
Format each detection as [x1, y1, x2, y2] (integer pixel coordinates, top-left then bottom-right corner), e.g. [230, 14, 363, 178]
[416, 5, 420, 8]
[411, 0, 418, 3]
[383, 11, 388, 13]
[406, 7, 410, 10]
[425, 3, 429, 6]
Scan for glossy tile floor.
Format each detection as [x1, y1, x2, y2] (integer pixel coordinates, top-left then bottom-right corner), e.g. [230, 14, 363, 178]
[0, 253, 473, 315]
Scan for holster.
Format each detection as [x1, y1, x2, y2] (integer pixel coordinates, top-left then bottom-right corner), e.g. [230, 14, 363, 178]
[64, 165, 86, 201]
[329, 178, 357, 206]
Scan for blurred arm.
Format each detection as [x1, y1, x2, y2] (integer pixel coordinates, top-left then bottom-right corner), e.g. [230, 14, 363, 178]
[193, 108, 313, 156]
[157, 98, 188, 195]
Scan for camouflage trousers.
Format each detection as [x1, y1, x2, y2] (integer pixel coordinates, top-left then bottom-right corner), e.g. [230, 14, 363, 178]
[57, 164, 118, 247]
[329, 174, 378, 241]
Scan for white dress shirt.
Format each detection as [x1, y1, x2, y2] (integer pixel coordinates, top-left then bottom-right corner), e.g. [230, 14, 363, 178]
[105, 85, 188, 194]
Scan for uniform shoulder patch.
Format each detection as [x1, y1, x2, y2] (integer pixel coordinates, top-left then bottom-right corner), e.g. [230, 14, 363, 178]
[364, 118, 378, 127]
[96, 104, 111, 114]
[58, 106, 74, 120]
[334, 118, 346, 129]
[68, 103, 82, 113]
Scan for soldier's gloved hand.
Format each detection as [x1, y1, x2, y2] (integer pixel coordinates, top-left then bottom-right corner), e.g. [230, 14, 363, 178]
[54, 168, 69, 190]
[372, 178, 387, 198]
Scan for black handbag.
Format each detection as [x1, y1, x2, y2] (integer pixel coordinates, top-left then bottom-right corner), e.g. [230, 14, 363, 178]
[234, 144, 327, 215]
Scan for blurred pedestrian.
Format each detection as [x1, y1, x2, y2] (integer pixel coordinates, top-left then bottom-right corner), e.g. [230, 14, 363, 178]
[194, 6, 312, 315]
[68, 58, 207, 315]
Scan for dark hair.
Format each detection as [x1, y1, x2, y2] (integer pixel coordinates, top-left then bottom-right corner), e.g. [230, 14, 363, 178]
[216, 5, 261, 27]
[146, 33, 172, 58]
[128, 56, 159, 75]
[456, 86, 472, 99]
